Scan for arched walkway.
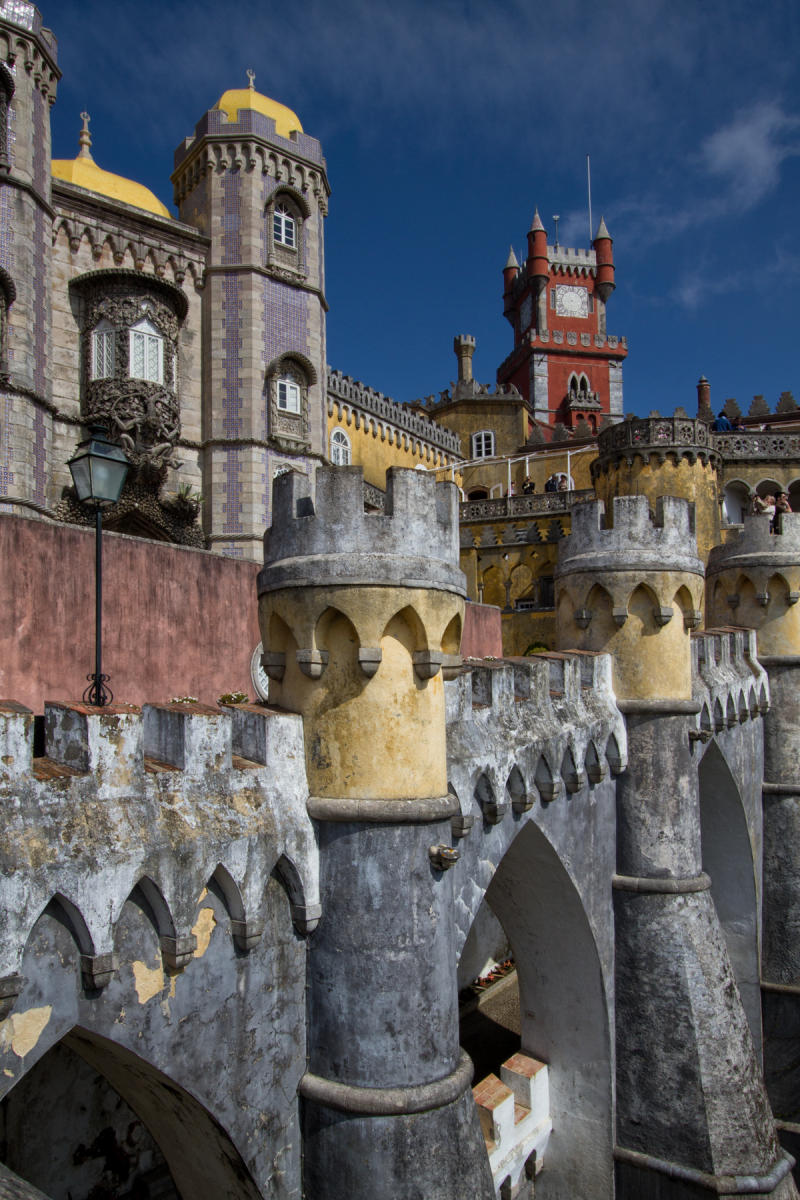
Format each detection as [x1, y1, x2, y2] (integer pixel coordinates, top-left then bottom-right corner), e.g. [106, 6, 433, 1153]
[699, 740, 762, 1056]
[1, 1028, 261, 1199]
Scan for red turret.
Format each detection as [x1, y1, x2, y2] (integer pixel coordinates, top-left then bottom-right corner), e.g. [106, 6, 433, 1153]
[593, 215, 615, 302]
[503, 246, 520, 293]
[526, 209, 549, 295]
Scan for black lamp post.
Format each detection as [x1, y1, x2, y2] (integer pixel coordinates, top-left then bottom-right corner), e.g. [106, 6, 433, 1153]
[67, 425, 129, 706]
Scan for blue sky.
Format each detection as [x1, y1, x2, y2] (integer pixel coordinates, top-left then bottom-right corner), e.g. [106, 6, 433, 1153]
[48, 0, 800, 420]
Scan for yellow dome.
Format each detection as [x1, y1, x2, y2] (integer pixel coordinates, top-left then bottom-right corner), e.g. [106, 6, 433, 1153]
[52, 154, 171, 219]
[214, 83, 303, 139]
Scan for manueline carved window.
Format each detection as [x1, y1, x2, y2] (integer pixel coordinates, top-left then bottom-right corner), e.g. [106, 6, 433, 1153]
[129, 318, 164, 384]
[91, 320, 115, 379]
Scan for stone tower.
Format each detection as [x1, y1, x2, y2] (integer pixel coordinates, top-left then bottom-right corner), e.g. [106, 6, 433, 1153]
[591, 411, 723, 560]
[497, 210, 627, 432]
[0, 5, 59, 514]
[257, 465, 494, 1199]
[171, 78, 330, 558]
[556, 495, 797, 1199]
[708, 511, 800, 1166]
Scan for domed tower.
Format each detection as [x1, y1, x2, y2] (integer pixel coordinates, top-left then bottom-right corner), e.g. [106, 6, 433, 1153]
[555, 496, 795, 1199]
[708, 511, 800, 1143]
[172, 74, 330, 558]
[591, 410, 723, 561]
[257, 466, 493, 1199]
[0, 7, 59, 511]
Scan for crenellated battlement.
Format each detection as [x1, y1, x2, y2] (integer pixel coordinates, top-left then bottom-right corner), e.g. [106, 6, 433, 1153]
[708, 512, 800, 572]
[558, 495, 704, 578]
[0, 699, 319, 1003]
[691, 627, 769, 740]
[259, 466, 465, 596]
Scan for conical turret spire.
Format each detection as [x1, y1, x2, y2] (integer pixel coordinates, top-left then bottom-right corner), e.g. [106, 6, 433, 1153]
[594, 215, 611, 240]
[504, 246, 519, 269]
[530, 208, 546, 233]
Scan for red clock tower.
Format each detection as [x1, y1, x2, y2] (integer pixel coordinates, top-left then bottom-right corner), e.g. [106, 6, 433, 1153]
[497, 211, 627, 433]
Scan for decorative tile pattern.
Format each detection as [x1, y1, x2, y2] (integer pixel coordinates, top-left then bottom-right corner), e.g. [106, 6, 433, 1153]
[32, 206, 46, 395]
[221, 169, 241, 266]
[221, 274, 242, 438]
[222, 447, 242, 535]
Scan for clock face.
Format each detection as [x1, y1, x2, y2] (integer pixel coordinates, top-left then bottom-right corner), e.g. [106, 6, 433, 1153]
[555, 285, 588, 319]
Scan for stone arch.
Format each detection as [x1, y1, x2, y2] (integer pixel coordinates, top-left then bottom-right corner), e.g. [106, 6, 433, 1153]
[41, 892, 96, 958]
[474, 770, 504, 825]
[755, 477, 783, 499]
[627, 582, 662, 637]
[605, 732, 624, 775]
[585, 740, 607, 785]
[481, 565, 505, 609]
[506, 764, 529, 812]
[441, 611, 462, 655]
[560, 744, 583, 793]
[534, 753, 561, 803]
[472, 819, 613, 1198]
[1, 1028, 261, 1198]
[384, 603, 427, 653]
[722, 479, 751, 525]
[509, 562, 533, 607]
[698, 741, 762, 1055]
[126, 877, 176, 940]
[209, 862, 246, 924]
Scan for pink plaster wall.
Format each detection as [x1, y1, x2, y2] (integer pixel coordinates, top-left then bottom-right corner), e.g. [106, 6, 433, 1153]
[0, 514, 262, 713]
[0, 514, 505, 714]
[461, 601, 503, 659]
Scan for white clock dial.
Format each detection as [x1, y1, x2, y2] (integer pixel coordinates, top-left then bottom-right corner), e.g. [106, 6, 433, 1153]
[555, 285, 588, 318]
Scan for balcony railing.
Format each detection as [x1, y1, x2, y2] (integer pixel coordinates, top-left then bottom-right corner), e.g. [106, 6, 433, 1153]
[460, 489, 594, 522]
[712, 430, 800, 459]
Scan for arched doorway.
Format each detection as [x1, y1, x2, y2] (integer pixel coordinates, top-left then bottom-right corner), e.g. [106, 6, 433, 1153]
[699, 740, 761, 1056]
[458, 819, 613, 1199]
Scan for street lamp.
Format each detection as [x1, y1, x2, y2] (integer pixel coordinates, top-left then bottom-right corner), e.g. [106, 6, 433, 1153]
[67, 424, 129, 705]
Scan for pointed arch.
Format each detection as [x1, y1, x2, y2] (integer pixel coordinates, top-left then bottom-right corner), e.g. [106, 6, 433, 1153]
[208, 863, 245, 924]
[506, 764, 529, 812]
[37, 894, 95, 958]
[128, 877, 176, 939]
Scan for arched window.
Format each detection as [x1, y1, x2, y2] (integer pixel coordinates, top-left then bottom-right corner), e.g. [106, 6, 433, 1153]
[568, 374, 579, 397]
[579, 374, 590, 397]
[129, 318, 164, 384]
[273, 204, 296, 248]
[472, 430, 495, 459]
[330, 428, 351, 465]
[91, 320, 115, 380]
[277, 375, 301, 413]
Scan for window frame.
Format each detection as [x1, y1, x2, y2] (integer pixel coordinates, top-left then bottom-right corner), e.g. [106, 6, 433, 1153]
[471, 430, 495, 459]
[277, 376, 302, 414]
[330, 427, 351, 465]
[273, 204, 297, 249]
[91, 320, 115, 380]
[128, 317, 164, 385]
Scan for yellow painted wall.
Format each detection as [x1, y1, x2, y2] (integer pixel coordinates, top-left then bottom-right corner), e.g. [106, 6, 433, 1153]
[260, 584, 463, 799]
[708, 569, 800, 656]
[327, 405, 456, 489]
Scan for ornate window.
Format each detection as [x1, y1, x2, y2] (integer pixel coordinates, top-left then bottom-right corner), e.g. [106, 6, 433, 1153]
[0, 63, 14, 175]
[277, 375, 301, 413]
[273, 205, 296, 248]
[91, 320, 115, 380]
[266, 355, 313, 452]
[472, 430, 495, 459]
[129, 318, 164, 384]
[331, 428, 351, 465]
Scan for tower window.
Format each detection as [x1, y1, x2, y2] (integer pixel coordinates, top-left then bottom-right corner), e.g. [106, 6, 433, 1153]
[277, 376, 301, 413]
[330, 428, 351, 465]
[129, 318, 164, 384]
[91, 321, 115, 380]
[472, 430, 495, 459]
[273, 205, 296, 248]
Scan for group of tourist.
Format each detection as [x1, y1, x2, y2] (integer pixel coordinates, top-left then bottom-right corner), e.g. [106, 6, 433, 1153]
[752, 489, 792, 531]
[544, 473, 572, 493]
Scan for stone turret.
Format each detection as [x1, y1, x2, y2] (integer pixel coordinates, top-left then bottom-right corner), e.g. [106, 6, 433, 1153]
[591, 413, 722, 559]
[555, 495, 704, 699]
[257, 465, 493, 1200]
[556, 494, 796, 1199]
[710, 513, 800, 1157]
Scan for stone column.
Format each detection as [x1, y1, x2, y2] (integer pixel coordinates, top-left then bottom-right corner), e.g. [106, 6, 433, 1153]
[708, 513, 800, 1167]
[257, 466, 494, 1200]
[557, 496, 796, 1198]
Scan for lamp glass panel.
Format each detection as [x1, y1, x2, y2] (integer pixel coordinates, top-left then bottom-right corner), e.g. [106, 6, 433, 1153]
[68, 453, 93, 501]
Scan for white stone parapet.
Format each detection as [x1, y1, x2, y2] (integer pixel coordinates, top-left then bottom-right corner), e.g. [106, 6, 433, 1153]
[473, 1052, 552, 1198]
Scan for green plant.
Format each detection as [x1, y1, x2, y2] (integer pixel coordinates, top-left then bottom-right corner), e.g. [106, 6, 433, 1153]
[217, 691, 249, 705]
